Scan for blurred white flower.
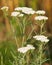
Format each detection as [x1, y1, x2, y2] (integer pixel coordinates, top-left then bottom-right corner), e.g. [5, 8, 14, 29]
[18, 14, 24, 17]
[15, 7, 32, 11]
[36, 10, 45, 15]
[22, 9, 35, 15]
[15, 7, 22, 11]
[33, 35, 49, 43]
[35, 16, 48, 21]
[18, 47, 29, 53]
[1, 6, 9, 11]
[18, 45, 35, 53]
[15, 7, 35, 15]
[28, 10, 35, 14]
[27, 44, 35, 49]
[11, 12, 20, 16]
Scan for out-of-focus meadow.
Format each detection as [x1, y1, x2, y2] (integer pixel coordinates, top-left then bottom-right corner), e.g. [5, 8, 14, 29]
[0, 0, 52, 65]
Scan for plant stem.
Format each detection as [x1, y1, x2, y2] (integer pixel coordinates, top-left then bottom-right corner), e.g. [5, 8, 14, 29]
[39, 44, 42, 65]
[27, 24, 36, 40]
[0, 53, 3, 65]
[22, 17, 26, 46]
[10, 20, 19, 48]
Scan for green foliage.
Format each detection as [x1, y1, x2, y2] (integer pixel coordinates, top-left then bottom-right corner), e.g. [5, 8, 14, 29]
[0, 40, 17, 65]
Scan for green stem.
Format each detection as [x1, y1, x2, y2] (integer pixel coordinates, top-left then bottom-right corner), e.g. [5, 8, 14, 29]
[40, 44, 42, 65]
[26, 51, 30, 65]
[0, 53, 3, 65]
[10, 19, 19, 48]
[16, 17, 23, 35]
[22, 17, 26, 46]
[40, 23, 44, 34]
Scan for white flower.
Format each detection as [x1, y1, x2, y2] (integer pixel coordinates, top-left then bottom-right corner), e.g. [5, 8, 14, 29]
[29, 10, 35, 14]
[27, 44, 35, 49]
[18, 14, 24, 17]
[22, 9, 35, 15]
[15, 7, 22, 11]
[36, 10, 45, 15]
[35, 16, 48, 21]
[15, 7, 35, 15]
[33, 35, 49, 43]
[11, 12, 20, 16]
[18, 45, 35, 53]
[1, 6, 9, 11]
[18, 47, 29, 53]
[15, 7, 32, 11]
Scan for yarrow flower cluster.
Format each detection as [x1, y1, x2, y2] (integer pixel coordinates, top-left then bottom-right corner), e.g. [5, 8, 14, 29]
[34, 10, 48, 22]
[11, 12, 20, 16]
[1, 6, 9, 11]
[35, 16, 48, 21]
[27, 44, 35, 49]
[36, 10, 45, 15]
[33, 35, 49, 43]
[18, 44, 35, 53]
[15, 7, 35, 15]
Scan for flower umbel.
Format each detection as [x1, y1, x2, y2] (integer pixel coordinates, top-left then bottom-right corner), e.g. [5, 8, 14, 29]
[35, 16, 48, 21]
[11, 12, 20, 16]
[15, 7, 35, 15]
[22, 8, 35, 15]
[36, 10, 45, 15]
[18, 45, 35, 53]
[27, 44, 35, 49]
[33, 35, 49, 43]
[1, 6, 9, 11]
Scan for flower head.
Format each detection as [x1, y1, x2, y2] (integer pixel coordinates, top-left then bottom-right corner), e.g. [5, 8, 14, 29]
[11, 12, 20, 16]
[22, 7, 35, 15]
[1, 6, 9, 11]
[27, 44, 35, 49]
[18, 47, 29, 53]
[35, 16, 48, 21]
[36, 10, 45, 15]
[33, 35, 49, 43]
[15, 7, 35, 15]
[18, 45, 35, 53]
